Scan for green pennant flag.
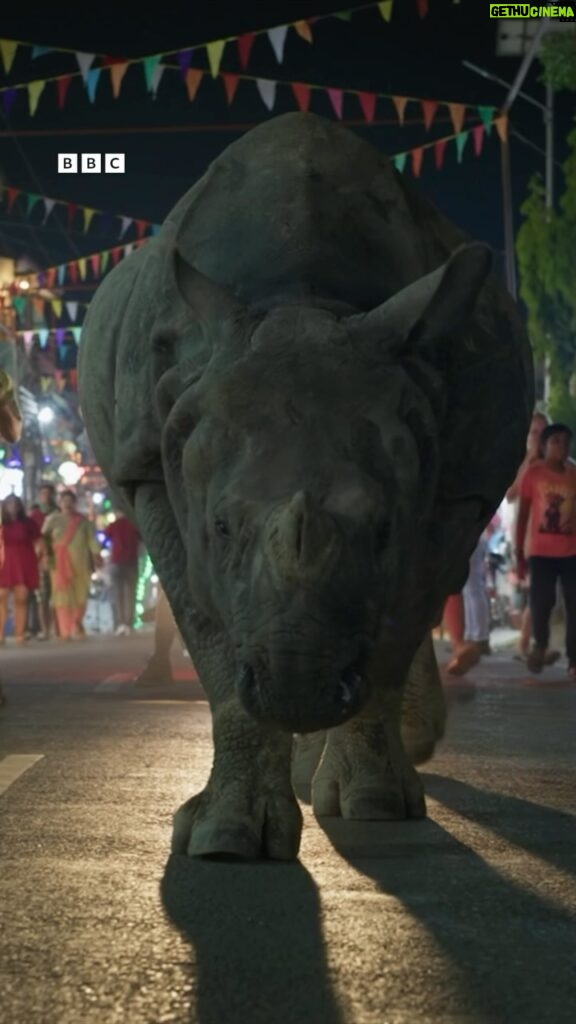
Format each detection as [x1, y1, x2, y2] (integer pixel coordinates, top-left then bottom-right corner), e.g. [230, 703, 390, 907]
[26, 193, 41, 215]
[143, 55, 162, 91]
[455, 131, 469, 163]
[335, 10, 352, 19]
[101, 250, 110, 274]
[477, 106, 494, 135]
[72, 327, 82, 344]
[11, 296, 26, 316]
[394, 153, 407, 173]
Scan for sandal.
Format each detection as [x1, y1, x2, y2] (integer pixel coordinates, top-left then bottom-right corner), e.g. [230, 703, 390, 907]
[447, 643, 481, 677]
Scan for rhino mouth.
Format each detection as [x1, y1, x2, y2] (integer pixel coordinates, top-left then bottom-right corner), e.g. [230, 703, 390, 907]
[236, 655, 369, 733]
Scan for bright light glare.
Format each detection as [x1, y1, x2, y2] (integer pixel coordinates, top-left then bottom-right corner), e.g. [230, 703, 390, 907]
[18, 279, 30, 290]
[58, 460, 84, 485]
[38, 406, 54, 425]
[92, 492, 104, 504]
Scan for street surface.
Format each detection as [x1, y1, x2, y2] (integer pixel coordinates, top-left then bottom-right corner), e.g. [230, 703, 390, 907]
[0, 630, 575, 1024]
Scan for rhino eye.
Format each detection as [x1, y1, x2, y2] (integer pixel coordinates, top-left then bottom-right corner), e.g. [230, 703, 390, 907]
[214, 517, 230, 538]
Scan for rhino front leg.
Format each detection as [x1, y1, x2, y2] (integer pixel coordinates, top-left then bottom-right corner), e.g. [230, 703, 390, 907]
[132, 483, 302, 859]
[400, 631, 446, 766]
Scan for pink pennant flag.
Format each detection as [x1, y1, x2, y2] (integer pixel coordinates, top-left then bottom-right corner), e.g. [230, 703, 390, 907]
[472, 124, 484, 156]
[411, 147, 424, 177]
[358, 92, 376, 123]
[327, 88, 343, 119]
[421, 99, 438, 131]
[22, 331, 34, 355]
[89, 254, 100, 276]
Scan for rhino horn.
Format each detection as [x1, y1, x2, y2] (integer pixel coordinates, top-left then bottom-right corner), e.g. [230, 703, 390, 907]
[345, 242, 492, 353]
[172, 246, 247, 329]
[264, 491, 341, 587]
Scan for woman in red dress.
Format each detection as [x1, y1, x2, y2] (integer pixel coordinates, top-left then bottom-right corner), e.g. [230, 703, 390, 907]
[0, 495, 41, 645]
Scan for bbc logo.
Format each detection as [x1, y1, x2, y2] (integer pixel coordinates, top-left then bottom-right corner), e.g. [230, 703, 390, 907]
[58, 153, 125, 174]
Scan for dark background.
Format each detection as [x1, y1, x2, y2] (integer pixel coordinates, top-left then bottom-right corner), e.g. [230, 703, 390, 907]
[0, 0, 573, 284]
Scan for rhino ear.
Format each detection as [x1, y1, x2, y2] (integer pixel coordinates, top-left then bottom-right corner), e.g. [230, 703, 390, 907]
[346, 243, 492, 353]
[173, 246, 247, 328]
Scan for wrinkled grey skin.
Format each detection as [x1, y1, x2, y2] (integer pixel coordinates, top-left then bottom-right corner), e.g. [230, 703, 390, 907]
[78, 113, 533, 860]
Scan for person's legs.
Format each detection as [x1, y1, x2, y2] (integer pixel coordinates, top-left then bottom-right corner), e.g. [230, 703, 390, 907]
[528, 557, 558, 672]
[124, 565, 138, 630]
[38, 571, 53, 638]
[13, 585, 28, 644]
[558, 556, 576, 672]
[110, 564, 123, 632]
[0, 589, 8, 643]
[55, 605, 76, 640]
[443, 592, 481, 676]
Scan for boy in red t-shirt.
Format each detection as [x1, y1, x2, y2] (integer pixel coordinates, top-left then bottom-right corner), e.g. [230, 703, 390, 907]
[516, 423, 576, 676]
[103, 509, 141, 635]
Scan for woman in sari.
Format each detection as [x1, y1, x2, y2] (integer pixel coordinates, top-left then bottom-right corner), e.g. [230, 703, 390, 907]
[42, 489, 102, 640]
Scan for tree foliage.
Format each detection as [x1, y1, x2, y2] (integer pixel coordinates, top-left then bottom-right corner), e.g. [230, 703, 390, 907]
[516, 128, 576, 433]
[538, 31, 576, 90]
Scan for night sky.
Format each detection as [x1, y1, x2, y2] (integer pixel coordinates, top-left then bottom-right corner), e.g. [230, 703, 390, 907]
[0, 0, 573, 297]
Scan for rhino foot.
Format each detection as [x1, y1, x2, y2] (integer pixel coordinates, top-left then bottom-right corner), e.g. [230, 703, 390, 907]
[400, 631, 446, 767]
[311, 724, 426, 821]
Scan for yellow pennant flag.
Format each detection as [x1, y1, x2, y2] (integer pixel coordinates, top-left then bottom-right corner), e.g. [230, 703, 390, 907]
[109, 63, 128, 99]
[378, 1, 394, 21]
[495, 114, 508, 142]
[293, 21, 313, 43]
[206, 39, 226, 78]
[51, 299, 62, 318]
[83, 208, 96, 231]
[27, 79, 46, 116]
[77, 258, 87, 280]
[0, 39, 18, 73]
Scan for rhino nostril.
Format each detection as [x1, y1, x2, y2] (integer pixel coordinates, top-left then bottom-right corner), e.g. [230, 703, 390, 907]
[338, 662, 363, 706]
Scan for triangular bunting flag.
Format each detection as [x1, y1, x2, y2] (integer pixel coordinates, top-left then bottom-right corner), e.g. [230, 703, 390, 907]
[0, 40, 18, 73]
[56, 76, 71, 109]
[66, 301, 78, 322]
[327, 88, 343, 120]
[237, 34, 255, 69]
[150, 65, 164, 97]
[143, 55, 162, 92]
[76, 52, 95, 80]
[268, 26, 288, 63]
[455, 131, 469, 162]
[51, 299, 62, 318]
[22, 331, 34, 355]
[111, 248, 121, 266]
[392, 95, 408, 125]
[33, 297, 44, 316]
[478, 106, 494, 135]
[135, 220, 148, 239]
[184, 68, 203, 102]
[67, 203, 78, 228]
[57, 265, 66, 285]
[6, 187, 20, 212]
[394, 153, 407, 173]
[177, 50, 192, 77]
[68, 263, 78, 284]
[89, 254, 100, 276]
[150, 224, 161, 236]
[434, 139, 447, 170]
[256, 79, 276, 112]
[42, 198, 56, 223]
[27, 79, 46, 116]
[85, 68, 101, 103]
[124, 243, 134, 256]
[45, 268, 56, 288]
[472, 124, 484, 156]
[335, 10, 352, 20]
[291, 83, 311, 112]
[358, 92, 376, 123]
[83, 208, 96, 231]
[11, 296, 25, 316]
[448, 103, 466, 134]
[26, 193, 41, 215]
[31, 46, 54, 58]
[109, 63, 128, 98]
[72, 327, 82, 344]
[222, 73, 239, 104]
[293, 20, 313, 42]
[39, 329, 49, 349]
[100, 251, 110, 273]
[2, 89, 17, 115]
[421, 99, 438, 131]
[77, 258, 87, 280]
[411, 148, 424, 178]
[206, 40, 226, 79]
[120, 216, 132, 238]
[417, 0, 429, 16]
[495, 115, 508, 142]
[378, 1, 394, 21]
[55, 328, 66, 345]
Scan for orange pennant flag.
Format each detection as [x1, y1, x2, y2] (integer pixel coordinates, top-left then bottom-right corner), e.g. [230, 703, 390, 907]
[448, 103, 466, 134]
[222, 73, 239, 104]
[421, 99, 438, 131]
[495, 114, 508, 142]
[392, 96, 408, 125]
[109, 63, 128, 98]
[472, 124, 484, 156]
[185, 68, 203, 101]
[293, 21, 313, 42]
[411, 148, 424, 178]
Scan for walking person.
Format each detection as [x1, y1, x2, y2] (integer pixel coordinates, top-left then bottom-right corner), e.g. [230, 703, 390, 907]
[41, 490, 102, 641]
[29, 482, 59, 640]
[516, 423, 576, 676]
[103, 508, 141, 635]
[462, 533, 491, 654]
[0, 496, 41, 646]
[0, 368, 22, 706]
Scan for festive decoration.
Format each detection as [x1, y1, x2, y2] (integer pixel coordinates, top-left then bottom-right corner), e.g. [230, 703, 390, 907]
[0, 183, 161, 240]
[391, 117, 499, 178]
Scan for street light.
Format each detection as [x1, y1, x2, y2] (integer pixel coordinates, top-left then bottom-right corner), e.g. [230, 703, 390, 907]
[37, 406, 54, 425]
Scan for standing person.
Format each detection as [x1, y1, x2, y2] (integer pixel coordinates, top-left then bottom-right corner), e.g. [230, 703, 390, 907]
[29, 482, 59, 640]
[103, 508, 141, 636]
[0, 497, 41, 645]
[507, 411, 549, 660]
[41, 490, 102, 641]
[516, 423, 576, 676]
[0, 369, 22, 706]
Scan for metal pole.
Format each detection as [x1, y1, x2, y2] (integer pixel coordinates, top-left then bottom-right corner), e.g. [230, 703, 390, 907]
[544, 80, 554, 211]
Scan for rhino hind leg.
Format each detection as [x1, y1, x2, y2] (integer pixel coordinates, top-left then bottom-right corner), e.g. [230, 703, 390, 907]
[400, 632, 447, 766]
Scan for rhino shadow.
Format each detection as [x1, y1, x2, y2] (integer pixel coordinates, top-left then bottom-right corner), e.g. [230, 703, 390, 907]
[423, 772, 576, 880]
[318, 805, 576, 1024]
[161, 855, 345, 1024]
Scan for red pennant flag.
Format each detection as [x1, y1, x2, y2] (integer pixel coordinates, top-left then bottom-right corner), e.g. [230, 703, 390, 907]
[421, 99, 438, 131]
[237, 34, 255, 70]
[411, 147, 424, 177]
[472, 124, 484, 156]
[102, 55, 128, 65]
[6, 187, 20, 212]
[45, 267, 57, 289]
[68, 263, 78, 284]
[358, 92, 376, 123]
[434, 139, 447, 170]
[417, 0, 429, 15]
[392, 96, 408, 125]
[56, 76, 71, 110]
[222, 73, 239, 104]
[291, 82, 311, 112]
[111, 247, 121, 265]
[135, 220, 148, 239]
[327, 88, 343, 119]
[67, 203, 78, 228]
[90, 254, 100, 275]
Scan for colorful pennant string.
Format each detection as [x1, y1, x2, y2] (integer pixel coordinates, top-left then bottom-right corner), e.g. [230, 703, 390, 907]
[391, 116, 506, 178]
[0, 183, 161, 240]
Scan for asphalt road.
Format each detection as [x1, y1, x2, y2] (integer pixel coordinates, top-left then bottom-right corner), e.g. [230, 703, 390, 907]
[0, 633, 575, 1024]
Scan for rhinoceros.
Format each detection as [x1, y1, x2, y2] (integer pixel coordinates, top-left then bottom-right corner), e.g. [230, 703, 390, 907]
[78, 112, 533, 860]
